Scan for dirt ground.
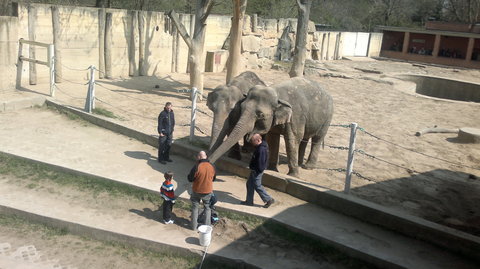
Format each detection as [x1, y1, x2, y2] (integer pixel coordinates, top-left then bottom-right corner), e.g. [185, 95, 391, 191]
[22, 58, 480, 235]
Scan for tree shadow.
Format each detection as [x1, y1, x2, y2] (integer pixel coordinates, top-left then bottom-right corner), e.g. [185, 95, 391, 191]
[349, 168, 480, 236]
[96, 75, 191, 101]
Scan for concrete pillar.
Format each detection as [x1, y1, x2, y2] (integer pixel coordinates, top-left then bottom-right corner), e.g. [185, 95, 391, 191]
[402, 32, 410, 54]
[432, 34, 441, 57]
[466, 37, 474, 61]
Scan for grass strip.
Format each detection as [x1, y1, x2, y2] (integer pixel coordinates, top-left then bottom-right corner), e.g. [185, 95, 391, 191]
[0, 152, 375, 268]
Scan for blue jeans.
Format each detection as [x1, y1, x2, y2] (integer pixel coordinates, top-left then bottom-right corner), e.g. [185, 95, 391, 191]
[190, 192, 212, 230]
[246, 170, 271, 204]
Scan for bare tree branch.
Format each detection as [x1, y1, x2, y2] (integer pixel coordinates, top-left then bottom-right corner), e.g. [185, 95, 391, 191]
[167, 9, 193, 48]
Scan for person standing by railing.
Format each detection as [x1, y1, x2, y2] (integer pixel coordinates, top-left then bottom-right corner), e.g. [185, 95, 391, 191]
[157, 102, 175, 164]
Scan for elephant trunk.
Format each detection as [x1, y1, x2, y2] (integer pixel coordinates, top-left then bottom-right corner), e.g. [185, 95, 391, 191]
[209, 113, 227, 150]
[209, 114, 231, 152]
[209, 111, 255, 163]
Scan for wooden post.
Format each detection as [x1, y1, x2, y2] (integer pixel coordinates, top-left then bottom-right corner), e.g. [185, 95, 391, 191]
[466, 37, 474, 62]
[48, 44, 55, 97]
[402, 32, 410, 54]
[104, 12, 112, 79]
[252, 13, 257, 32]
[128, 10, 137, 76]
[190, 87, 198, 142]
[51, 6, 62, 83]
[432, 34, 441, 58]
[16, 40, 24, 89]
[138, 11, 145, 76]
[28, 5, 36, 85]
[344, 122, 358, 194]
[98, 8, 106, 78]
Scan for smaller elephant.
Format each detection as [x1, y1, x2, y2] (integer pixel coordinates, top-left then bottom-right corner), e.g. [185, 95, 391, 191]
[209, 77, 334, 177]
[206, 71, 266, 159]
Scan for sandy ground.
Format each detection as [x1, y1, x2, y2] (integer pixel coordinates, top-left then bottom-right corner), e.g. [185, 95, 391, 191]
[9, 58, 480, 235]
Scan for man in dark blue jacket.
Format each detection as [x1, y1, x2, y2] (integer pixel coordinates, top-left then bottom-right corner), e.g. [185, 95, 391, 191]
[157, 102, 175, 164]
[241, 133, 275, 208]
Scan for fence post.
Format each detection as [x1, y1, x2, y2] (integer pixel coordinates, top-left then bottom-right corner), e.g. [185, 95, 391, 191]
[84, 65, 95, 113]
[190, 87, 197, 142]
[91, 65, 96, 109]
[344, 122, 358, 194]
[16, 39, 24, 89]
[47, 44, 55, 97]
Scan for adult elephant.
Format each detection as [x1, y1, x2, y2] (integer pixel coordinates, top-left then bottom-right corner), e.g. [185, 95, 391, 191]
[206, 71, 266, 159]
[209, 77, 333, 177]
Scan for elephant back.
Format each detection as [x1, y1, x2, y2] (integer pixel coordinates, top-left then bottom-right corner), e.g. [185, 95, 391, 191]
[275, 77, 333, 134]
[228, 71, 266, 95]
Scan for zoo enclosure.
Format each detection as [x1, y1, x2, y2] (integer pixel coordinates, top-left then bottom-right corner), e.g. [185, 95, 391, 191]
[45, 64, 480, 196]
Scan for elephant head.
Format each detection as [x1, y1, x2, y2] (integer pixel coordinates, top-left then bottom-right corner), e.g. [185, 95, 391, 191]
[209, 85, 292, 163]
[206, 85, 244, 151]
[206, 71, 266, 152]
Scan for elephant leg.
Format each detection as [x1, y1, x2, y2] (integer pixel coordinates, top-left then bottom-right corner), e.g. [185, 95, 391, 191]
[284, 125, 301, 177]
[266, 132, 280, 171]
[298, 139, 308, 166]
[305, 136, 323, 169]
[227, 142, 242, 160]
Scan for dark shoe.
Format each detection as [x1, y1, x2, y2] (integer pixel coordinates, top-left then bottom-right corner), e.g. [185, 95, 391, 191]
[166, 159, 173, 162]
[263, 198, 275, 208]
[159, 160, 167, 164]
[240, 201, 253, 206]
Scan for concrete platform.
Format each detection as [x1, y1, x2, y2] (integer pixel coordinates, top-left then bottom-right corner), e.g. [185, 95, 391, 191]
[0, 106, 478, 268]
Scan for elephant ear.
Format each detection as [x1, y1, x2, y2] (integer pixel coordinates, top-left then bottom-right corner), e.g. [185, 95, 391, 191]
[273, 99, 292, 126]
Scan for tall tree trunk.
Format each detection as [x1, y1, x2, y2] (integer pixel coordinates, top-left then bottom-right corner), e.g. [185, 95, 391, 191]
[226, 0, 247, 84]
[51, 6, 62, 83]
[98, 8, 106, 78]
[128, 10, 137, 76]
[28, 5, 36, 85]
[138, 11, 146, 76]
[289, 0, 312, 78]
[104, 12, 113, 78]
[168, 0, 214, 100]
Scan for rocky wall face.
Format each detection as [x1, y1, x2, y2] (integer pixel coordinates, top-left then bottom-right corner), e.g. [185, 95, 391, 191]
[0, 16, 18, 91]
[4, 3, 380, 80]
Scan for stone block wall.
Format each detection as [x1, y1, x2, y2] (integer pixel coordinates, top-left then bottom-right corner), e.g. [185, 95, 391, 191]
[0, 16, 18, 92]
[1, 3, 382, 89]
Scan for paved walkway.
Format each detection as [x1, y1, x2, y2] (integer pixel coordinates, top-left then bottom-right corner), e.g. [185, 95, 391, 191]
[0, 105, 478, 268]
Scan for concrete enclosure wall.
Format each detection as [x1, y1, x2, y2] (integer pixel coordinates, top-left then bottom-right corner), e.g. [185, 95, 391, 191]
[0, 16, 18, 92]
[399, 74, 480, 102]
[1, 3, 382, 89]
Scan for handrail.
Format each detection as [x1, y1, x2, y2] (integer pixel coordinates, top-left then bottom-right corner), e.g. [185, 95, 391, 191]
[18, 38, 50, 48]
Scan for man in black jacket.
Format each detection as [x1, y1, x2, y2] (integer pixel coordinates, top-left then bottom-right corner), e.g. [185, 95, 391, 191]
[241, 133, 275, 208]
[157, 102, 175, 164]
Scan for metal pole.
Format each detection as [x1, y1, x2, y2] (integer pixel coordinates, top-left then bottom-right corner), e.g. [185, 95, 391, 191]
[84, 65, 94, 113]
[48, 44, 55, 97]
[190, 87, 197, 142]
[90, 65, 96, 109]
[344, 122, 358, 194]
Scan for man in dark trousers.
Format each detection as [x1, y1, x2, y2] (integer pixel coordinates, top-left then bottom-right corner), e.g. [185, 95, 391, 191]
[241, 133, 275, 208]
[188, 151, 216, 230]
[157, 102, 175, 164]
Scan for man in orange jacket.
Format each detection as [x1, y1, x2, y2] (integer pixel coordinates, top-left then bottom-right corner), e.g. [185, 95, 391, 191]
[188, 151, 216, 230]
